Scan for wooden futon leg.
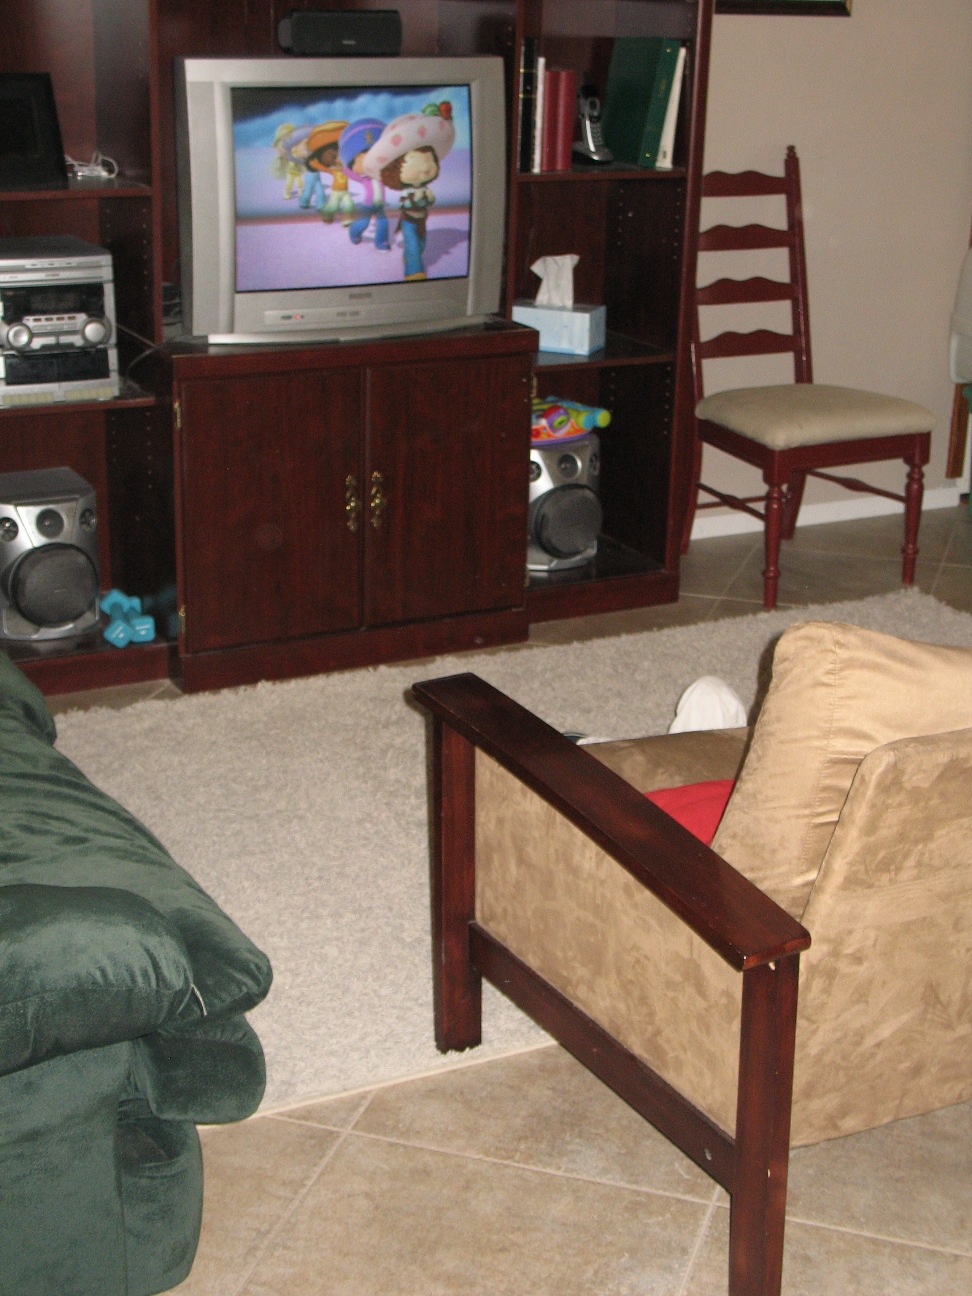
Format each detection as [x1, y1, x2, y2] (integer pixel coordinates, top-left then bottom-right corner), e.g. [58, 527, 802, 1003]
[429, 717, 482, 1052]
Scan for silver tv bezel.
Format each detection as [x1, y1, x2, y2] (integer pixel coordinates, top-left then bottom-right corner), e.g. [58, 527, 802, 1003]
[174, 55, 507, 345]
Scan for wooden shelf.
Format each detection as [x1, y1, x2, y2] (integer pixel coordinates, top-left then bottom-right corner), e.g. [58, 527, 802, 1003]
[0, 176, 151, 203]
[7, 634, 175, 696]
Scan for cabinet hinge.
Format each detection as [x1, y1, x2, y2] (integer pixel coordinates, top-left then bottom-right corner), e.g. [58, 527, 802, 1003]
[178, 605, 186, 635]
[173, 399, 182, 431]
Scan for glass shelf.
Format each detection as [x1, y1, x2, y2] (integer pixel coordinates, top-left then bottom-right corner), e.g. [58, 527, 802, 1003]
[515, 164, 687, 184]
[0, 379, 155, 420]
[534, 332, 674, 370]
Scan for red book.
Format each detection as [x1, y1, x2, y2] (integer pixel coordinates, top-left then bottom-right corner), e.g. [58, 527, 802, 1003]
[541, 68, 577, 172]
[554, 69, 577, 170]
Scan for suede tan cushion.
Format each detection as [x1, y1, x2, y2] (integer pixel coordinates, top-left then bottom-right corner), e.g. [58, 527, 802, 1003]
[712, 621, 972, 918]
[791, 728, 972, 1145]
[696, 383, 934, 450]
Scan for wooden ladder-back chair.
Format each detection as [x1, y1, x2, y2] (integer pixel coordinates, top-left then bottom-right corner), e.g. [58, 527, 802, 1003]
[684, 146, 934, 609]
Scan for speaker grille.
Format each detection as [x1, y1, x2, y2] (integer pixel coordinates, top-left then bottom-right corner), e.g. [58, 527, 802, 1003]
[10, 544, 98, 627]
[531, 485, 603, 559]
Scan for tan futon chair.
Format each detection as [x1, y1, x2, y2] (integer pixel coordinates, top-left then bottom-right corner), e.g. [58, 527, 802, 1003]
[412, 620, 972, 1296]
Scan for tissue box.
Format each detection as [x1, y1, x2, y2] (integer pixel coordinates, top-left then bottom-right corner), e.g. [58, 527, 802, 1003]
[511, 301, 607, 356]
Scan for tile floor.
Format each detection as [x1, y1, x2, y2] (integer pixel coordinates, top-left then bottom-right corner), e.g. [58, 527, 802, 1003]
[49, 506, 972, 1294]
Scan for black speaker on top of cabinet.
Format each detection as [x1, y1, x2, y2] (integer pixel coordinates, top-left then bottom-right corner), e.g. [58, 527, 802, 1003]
[277, 10, 403, 57]
[0, 466, 99, 641]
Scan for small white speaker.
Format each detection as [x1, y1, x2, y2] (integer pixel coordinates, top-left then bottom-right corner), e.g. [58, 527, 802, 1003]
[527, 433, 602, 572]
[0, 466, 99, 641]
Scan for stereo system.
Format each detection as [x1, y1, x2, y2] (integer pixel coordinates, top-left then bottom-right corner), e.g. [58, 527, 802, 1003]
[528, 433, 603, 573]
[0, 467, 100, 642]
[0, 235, 119, 408]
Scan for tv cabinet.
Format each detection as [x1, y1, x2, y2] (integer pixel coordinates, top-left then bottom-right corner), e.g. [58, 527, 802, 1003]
[1, 0, 713, 694]
[168, 324, 534, 692]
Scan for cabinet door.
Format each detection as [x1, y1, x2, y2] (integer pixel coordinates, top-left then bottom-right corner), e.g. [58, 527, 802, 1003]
[177, 368, 362, 654]
[364, 353, 531, 627]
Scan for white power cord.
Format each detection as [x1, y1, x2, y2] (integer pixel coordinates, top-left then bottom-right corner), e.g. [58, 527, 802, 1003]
[64, 151, 119, 180]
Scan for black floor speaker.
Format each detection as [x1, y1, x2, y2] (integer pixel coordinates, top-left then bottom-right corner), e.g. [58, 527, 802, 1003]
[277, 10, 403, 57]
[0, 466, 100, 641]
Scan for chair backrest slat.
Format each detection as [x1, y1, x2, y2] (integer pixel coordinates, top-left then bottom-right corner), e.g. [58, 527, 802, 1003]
[702, 169, 789, 199]
[697, 223, 791, 253]
[698, 328, 798, 361]
[696, 275, 797, 307]
[693, 145, 812, 402]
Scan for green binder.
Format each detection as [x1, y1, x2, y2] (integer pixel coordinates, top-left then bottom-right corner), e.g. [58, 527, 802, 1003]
[602, 37, 683, 169]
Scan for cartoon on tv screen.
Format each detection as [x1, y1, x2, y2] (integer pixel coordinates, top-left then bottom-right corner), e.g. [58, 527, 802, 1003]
[231, 84, 474, 292]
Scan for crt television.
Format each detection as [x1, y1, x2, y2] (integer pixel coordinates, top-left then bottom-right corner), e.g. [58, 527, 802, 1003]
[174, 56, 506, 345]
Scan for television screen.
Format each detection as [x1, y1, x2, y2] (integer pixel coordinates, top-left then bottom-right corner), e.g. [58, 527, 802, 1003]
[175, 56, 505, 345]
[231, 84, 473, 294]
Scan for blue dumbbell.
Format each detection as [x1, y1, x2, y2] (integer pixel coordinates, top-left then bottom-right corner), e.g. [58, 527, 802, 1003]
[100, 589, 156, 648]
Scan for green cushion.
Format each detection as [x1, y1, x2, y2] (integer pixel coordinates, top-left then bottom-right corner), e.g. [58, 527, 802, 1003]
[0, 883, 196, 1078]
[0, 657, 272, 1076]
[131, 1015, 267, 1123]
[0, 652, 55, 745]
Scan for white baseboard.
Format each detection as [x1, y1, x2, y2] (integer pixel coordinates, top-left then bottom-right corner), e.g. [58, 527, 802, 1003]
[689, 484, 964, 542]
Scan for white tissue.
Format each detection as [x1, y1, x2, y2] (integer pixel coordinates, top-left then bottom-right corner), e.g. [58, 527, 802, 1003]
[531, 254, 579, 308]
[667, 676, 748, 734]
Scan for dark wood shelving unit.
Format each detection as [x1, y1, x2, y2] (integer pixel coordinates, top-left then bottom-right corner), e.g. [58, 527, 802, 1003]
[2, 0, 713, 693]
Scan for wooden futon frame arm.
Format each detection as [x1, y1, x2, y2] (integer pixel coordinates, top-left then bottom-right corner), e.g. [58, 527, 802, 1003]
[412, 671, 811, 1296]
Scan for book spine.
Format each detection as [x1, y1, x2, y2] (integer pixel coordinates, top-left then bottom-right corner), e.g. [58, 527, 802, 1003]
[639, 40, 682, 169]
[655, 44, 687, 171]
[517, 38, 538, 173]
[539, 68, 578, 172]
[531, 54, 546, 174]
[553, 68, 577, 171]
[541, 68, 558, 171]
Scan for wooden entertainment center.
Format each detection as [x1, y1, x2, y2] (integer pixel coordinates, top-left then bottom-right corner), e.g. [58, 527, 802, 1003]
[1, 0, 713, 694]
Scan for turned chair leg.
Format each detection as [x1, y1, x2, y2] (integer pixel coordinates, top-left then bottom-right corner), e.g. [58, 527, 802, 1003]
[780, 472, 807, 541]
[682, 433, 705, 554]
[762, 484, 785, 610]
[901, 457, 925, 586]
[430, 719, 482, 1052]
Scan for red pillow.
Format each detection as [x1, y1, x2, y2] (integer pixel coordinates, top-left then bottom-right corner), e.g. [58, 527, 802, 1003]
[645, 780, 735, 846]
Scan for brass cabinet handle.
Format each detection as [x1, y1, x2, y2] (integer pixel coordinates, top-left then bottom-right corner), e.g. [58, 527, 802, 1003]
[345, 474, 361, 532]
[369, 470, 387, 528]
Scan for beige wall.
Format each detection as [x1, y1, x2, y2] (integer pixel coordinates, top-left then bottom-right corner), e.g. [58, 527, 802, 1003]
[694, 0, 972, 533]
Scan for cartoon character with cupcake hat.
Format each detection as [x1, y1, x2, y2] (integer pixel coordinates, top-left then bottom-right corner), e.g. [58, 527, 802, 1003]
[361, 102, 456, 281]
[338, 117, 390, 250]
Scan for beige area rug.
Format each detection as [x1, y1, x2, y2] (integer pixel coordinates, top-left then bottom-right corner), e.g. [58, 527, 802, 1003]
[53, 590, 972, 1111]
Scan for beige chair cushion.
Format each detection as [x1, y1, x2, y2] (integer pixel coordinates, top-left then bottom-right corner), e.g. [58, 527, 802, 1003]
[711, 620, 972, 918]
[696, 383, 934, 450]
[791, 727, 972, 1145]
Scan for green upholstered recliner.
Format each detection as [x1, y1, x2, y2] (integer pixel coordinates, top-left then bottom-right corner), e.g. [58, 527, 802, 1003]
[0, 653, 272, 1296]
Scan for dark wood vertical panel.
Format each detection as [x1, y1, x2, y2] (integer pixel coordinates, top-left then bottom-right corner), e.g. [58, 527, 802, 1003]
[1, 0, 97, 160]
[429, 717, 483, 1051]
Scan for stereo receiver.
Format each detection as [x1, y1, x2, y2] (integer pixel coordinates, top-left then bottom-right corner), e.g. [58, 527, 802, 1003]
[0, 235, 119, 407]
